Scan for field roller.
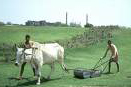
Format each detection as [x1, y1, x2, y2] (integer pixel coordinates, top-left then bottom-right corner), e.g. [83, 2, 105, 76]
[67, 57, 109, 79]
[73, 68, 102, 79]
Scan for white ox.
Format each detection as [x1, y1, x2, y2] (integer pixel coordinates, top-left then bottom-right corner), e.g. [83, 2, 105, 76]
[15, 43, 67, 85]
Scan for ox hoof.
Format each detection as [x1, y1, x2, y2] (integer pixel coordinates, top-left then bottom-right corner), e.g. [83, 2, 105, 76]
[36, 82, 40, 85]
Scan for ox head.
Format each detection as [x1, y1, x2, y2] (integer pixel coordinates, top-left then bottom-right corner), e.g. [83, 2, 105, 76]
[15, 47, 24, 66]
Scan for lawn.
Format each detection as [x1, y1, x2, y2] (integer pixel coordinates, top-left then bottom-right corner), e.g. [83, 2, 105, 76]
[0, 26, 85, 44]
[0, 26, 131, 87]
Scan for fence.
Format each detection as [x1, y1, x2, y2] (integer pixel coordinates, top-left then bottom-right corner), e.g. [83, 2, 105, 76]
[57, 27, 113, 48]
[0, 43, 16, 62]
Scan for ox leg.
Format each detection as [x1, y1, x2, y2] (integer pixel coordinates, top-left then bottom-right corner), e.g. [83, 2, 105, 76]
[47, 63, 55, 80]
[36, 65, 41, 85]
[33, 62, 41, 85]
[37, 68, 41, 85]
[31, 63, 37, 77]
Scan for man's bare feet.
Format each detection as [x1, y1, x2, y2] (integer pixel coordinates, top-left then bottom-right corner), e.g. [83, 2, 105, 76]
[17, 76, 22, 80]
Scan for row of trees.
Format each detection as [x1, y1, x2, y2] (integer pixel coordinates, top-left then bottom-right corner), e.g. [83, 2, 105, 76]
[0, 21, 12, 26]
[69, 22, 81, 27]
[25, 20, 68, 27]
[0, 20, 83, 27]
[84, 23, 93, 28]
[84, 23, 120, 29]
[25, 20, 82, 27]
[25, 20, 94, 28]
[25, 20, 96, 28]
[0, 21, 22, 26]
[0, 20, 120, 29]
[0, 21, 5, 26]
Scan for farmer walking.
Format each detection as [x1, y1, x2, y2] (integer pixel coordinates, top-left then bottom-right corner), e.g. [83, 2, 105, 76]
[102, 40, 119, 73]
[18, 34, 35, 80]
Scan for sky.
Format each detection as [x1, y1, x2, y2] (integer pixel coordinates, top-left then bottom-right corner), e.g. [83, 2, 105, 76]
[0, 0, 131, 27]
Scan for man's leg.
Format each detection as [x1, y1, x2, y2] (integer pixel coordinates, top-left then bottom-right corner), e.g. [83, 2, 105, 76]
[108, 59, 112, 73]
[31, 64, 36, 76]
[116, 62, 119, 72]
[32, 67, 36, 76]
[19, 62, 26, 79]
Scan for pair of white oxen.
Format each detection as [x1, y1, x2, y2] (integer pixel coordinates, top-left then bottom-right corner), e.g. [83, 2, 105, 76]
[15, 42, 68, 85]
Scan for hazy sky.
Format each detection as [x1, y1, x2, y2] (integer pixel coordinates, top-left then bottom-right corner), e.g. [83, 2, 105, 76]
[0, 0, 131, 27]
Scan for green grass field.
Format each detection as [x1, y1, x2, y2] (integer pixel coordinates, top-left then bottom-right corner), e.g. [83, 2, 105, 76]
[0, 26, 85, 44]
[0, 26, 131, 87]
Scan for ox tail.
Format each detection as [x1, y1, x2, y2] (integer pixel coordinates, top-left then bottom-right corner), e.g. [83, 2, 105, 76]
[61, 63, 69, 73]
[58, 47, 69, 73]
[59, 58, 68, 73]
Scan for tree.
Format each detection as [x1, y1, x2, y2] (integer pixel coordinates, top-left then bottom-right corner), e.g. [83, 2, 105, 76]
[0, 21, 5, 26]
[54, 22, 62, 26]
[70, 22, 81, 27]
[6, 22, 12, 25]
[84, 23, 93, 28]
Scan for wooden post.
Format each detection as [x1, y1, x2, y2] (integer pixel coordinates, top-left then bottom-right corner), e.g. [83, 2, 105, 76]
[2, 43, 6, 62]
[66, 12, 68, 25]
[3, 43, 10, 62]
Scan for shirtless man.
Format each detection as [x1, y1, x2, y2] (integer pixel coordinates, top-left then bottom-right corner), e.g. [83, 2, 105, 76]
[102, 40, 119, 73]
[18, 35, 36, 80]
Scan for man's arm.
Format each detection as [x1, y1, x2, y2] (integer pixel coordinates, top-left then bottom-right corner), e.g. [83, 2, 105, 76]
[102, 47, 109, 59]
[30, 41, 38, 49]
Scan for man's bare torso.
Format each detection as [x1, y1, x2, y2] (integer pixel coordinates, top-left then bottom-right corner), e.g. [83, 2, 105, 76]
[108, 44, 118, 59]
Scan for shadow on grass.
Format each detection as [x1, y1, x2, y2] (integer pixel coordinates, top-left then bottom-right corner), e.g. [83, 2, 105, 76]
[102, 72, 114, 75]
[127, 76, 131, 78]
[8, 77, 30, 81]
[7, 76, 61, 87]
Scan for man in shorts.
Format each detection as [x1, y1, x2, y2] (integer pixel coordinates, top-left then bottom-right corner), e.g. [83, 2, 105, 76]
[102, 40, 119, 73]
